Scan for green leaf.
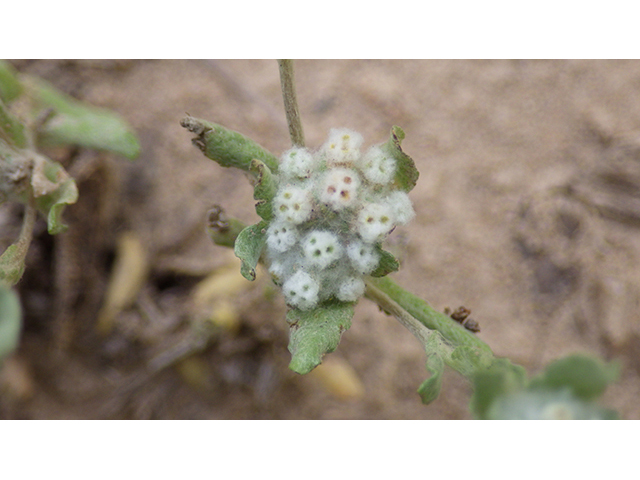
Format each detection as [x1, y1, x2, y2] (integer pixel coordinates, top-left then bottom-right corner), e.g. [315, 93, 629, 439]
[286, 302, 354, 374]
[250, 159, 277, 221]
[181, 116, 279, 173]
[30, 154, 78, 234]
[234, 221, 267, 281]
[0, 61, 23, 103]
[0, 284, 21, 361]
[381, 125, 419, 193]
[470, 358, 528, 420]
[530, 354, 620, 401]
[369, 245, 400, 277]
[417, 352, 445, 405]
[24, 76, 140, 159]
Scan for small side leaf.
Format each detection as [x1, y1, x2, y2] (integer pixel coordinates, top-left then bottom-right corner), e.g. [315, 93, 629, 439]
[370, 245, 400, 277]
[418, 353, 445, 405]
[24, 77, 140, 159]
[0, 285, 21, 361]
[181, 116, 279, 173]
[287, 302, 354, 375]
[30, 154, 78, 234]
[381, 125, 419, 192]
[250, 159, 277, 221]
[234, 221, 267, 281]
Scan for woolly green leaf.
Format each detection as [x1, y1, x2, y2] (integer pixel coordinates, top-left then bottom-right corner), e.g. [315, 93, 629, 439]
[287, 302, 354, 375]
[0, 284, 21, 361]
[250, 159, 277, 221]
[449, 345, 494, 378]
[381, 125, 419, 193]
[0, 61, 23, 103]
[181, 116, 279, 173]
[234, 221, 267, 281]
[417, 352, 444, 405]
[370, 245, 399, 277]
[24, 77, 140, 159]
[530, 354, 620, 401]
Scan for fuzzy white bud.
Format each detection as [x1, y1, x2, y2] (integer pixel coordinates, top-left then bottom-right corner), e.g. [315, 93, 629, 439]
[282, 270, 320, 310]
[273, 185, 313, 224]
[360, 146, 396, 184]
[318, 168, 361, 210]
[302, 230, 343, 269]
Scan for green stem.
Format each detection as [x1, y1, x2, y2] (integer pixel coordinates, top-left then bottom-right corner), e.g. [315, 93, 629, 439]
[0, 195, 37, 286]
[367, 276, 494, 356]
[277, 60, 305, 148]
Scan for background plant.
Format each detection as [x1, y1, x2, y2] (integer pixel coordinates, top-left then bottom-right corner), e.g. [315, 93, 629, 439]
[0, 60, 140, 361]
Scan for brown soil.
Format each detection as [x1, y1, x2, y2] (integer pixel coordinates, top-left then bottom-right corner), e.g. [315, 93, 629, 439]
[2, 59, 640, 419]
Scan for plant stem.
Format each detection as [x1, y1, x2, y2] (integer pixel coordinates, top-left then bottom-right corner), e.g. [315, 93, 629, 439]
[0, 195, 37, 286]
[364, 278, 434, 346]
[367, 276, 494, 356]
[278, 60, 305, 148]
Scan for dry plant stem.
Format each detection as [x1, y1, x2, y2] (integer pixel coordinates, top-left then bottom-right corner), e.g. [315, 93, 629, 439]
[278, 60, 305, 147]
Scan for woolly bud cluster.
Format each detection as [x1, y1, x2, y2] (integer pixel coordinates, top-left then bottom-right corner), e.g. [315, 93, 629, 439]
[267, 128, 415, 310]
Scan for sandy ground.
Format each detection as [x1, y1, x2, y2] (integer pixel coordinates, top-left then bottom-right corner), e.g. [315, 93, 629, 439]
[1, 59, 639, 419]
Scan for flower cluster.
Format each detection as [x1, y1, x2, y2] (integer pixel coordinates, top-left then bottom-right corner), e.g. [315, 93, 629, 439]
[266, 128, 415, 310]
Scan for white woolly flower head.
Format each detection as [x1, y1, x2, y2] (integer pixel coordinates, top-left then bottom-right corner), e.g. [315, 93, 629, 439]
[273, 184, 313, 224]
[280, 146, 317, 179]
[346, 240, 380, 275]
[385, 190, 415, 225]
[321, 128, 363, 165]
[282, 270, 320, 310]
[266, 221, 299, 253]
[360, 146, 396, 184]
[301, 230, 343, 269]
[318, 167, 361, 210]
[263, 128, 416, 310]
[356, 202, 396, 243]
[336, 277, 366, 302]
[268, 260, 287, 285]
